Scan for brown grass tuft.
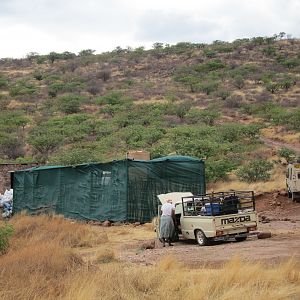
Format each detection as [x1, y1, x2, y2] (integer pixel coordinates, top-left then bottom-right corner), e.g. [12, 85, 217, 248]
[95, 247, 116, 263]
[10, 213, 104, 248]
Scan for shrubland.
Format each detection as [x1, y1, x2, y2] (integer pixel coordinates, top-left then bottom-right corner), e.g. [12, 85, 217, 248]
[0, 35, 300, 184]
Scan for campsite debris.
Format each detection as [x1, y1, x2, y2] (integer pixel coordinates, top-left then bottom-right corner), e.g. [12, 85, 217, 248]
[0, 189, 13, 218]
[260, 215, 271, 223]
[102, 220, 111, 227]
[87, 220, 102, 226]
[257, 232, 272, 239]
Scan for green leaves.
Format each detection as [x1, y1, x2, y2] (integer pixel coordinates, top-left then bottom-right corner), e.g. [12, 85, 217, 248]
[0, 224, 14, 255]
[57, 94, 86, 114]
[9, 79, 38, 97]
[278, 148, 296, 162]
[236, 159, 273, 182]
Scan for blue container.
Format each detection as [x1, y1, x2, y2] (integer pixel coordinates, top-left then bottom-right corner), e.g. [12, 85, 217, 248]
[204, 203, 221, 216]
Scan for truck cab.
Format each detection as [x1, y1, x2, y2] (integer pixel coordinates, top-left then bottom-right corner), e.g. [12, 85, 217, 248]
[158, 191, 258, 246]
[286, 162, 300, 201]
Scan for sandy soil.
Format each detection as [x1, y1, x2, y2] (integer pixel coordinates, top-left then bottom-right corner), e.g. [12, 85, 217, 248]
[118, 193, 300, 267]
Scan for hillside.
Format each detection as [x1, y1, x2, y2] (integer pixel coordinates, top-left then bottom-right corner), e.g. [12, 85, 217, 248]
[0, 35, 300, 185]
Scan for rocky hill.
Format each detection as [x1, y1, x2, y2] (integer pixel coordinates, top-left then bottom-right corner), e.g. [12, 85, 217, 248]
[0, 35, 299, 184]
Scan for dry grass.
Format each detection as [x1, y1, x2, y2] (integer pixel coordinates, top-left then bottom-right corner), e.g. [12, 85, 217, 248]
[62, 256, 300, 300]
[0, 215, 299, 300]
[261, 126, 300, 145]
[208, 164, 287, 194]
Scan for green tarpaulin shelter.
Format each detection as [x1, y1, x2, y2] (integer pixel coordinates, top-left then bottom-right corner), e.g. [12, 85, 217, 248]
[13, 155, 205, 222]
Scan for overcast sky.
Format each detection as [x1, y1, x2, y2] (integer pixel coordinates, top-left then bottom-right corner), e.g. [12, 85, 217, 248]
[0, 0, 299, 58]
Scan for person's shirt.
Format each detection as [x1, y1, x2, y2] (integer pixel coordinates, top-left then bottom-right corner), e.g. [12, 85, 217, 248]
[161, 202, 175, 216]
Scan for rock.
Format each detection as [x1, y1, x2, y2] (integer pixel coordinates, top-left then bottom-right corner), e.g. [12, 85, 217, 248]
[279, 190, 287, 196]
[262, 218, 270, 223]
[102, 220, 111, 227]
[283, 218, 290, 221]
[133, 222, 141, 227]
[257, 232, 272, 239]
[140, 240, 155, 250]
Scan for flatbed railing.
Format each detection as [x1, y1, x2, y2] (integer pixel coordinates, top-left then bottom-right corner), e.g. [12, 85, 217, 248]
[181, 191, 255, 216]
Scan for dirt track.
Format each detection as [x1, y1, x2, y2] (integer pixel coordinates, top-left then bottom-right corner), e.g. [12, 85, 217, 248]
[119, 193, 300, 267]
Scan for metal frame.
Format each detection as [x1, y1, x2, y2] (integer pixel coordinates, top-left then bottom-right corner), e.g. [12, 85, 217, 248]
[181, 190, 255, 216]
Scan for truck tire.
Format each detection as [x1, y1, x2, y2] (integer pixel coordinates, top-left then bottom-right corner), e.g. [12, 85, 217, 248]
[235, 236, 247, 242]
[292, 192, 295, 202]
[195, 229, 210, 246]
[288, 189, 292, 198]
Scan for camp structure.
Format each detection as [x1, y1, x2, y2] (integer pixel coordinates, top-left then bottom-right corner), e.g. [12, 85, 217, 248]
[12, 155, 205, 223]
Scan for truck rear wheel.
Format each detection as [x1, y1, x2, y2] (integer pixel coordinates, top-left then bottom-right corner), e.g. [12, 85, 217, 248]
[195, 229, 210, 246]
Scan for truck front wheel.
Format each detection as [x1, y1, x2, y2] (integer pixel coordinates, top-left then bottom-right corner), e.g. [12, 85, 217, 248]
[195, 229, 210, 246]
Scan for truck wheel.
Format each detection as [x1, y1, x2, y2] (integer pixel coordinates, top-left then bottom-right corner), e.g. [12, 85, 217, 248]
[195, 230, 210, 246]
[235, 236, 247, 242]
[292, 192, 295, 202]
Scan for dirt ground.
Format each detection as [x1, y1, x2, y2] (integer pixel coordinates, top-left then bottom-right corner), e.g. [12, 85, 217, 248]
[118, 192, 300, 267]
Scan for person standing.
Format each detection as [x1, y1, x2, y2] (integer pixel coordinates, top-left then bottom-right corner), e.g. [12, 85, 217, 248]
[159, 199, 175, 247]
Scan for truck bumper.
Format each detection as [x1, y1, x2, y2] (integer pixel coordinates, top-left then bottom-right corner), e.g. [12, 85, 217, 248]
[213, 232, 249, 242]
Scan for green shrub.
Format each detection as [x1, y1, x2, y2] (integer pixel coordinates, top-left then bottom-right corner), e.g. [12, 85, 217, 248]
[236, 159, 273, 182]
[96, 92, 127, 105]
[233, 75, 245, 89]
[0, 76, 8, 88]
[277, 147, 296, 162]
[203, 49, 217, 58]
[57, 94, 85, 114]
[195, 60, 226, 72]
[216, 89, 230, 100]
[286, 108, 300, 130]
[206, 158, 238, 182]
[0, 223, 14, 255]
[9, 80, 37, 97]
[49, 147, 100, 165]
[33, 71, 43, 81]
[186, 108, 220, 125]
[198, 81, 219, 95]
[165, 101, 192, 120]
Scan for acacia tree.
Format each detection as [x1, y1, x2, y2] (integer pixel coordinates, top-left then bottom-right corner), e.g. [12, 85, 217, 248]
[28, 128, 62, 163]
[48, 52, 61, 64]
[78, 49, 95, 56]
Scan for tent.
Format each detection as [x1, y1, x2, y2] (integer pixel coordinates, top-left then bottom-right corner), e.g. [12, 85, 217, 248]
[13, 155, 205, 222]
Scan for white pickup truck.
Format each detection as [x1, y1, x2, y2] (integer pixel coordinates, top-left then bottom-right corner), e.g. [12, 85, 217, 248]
[158, 191, 258, 246]
[286, 162, 300, 201]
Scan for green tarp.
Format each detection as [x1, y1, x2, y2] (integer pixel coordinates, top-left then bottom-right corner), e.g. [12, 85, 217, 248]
[13, 156, 205, 222]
